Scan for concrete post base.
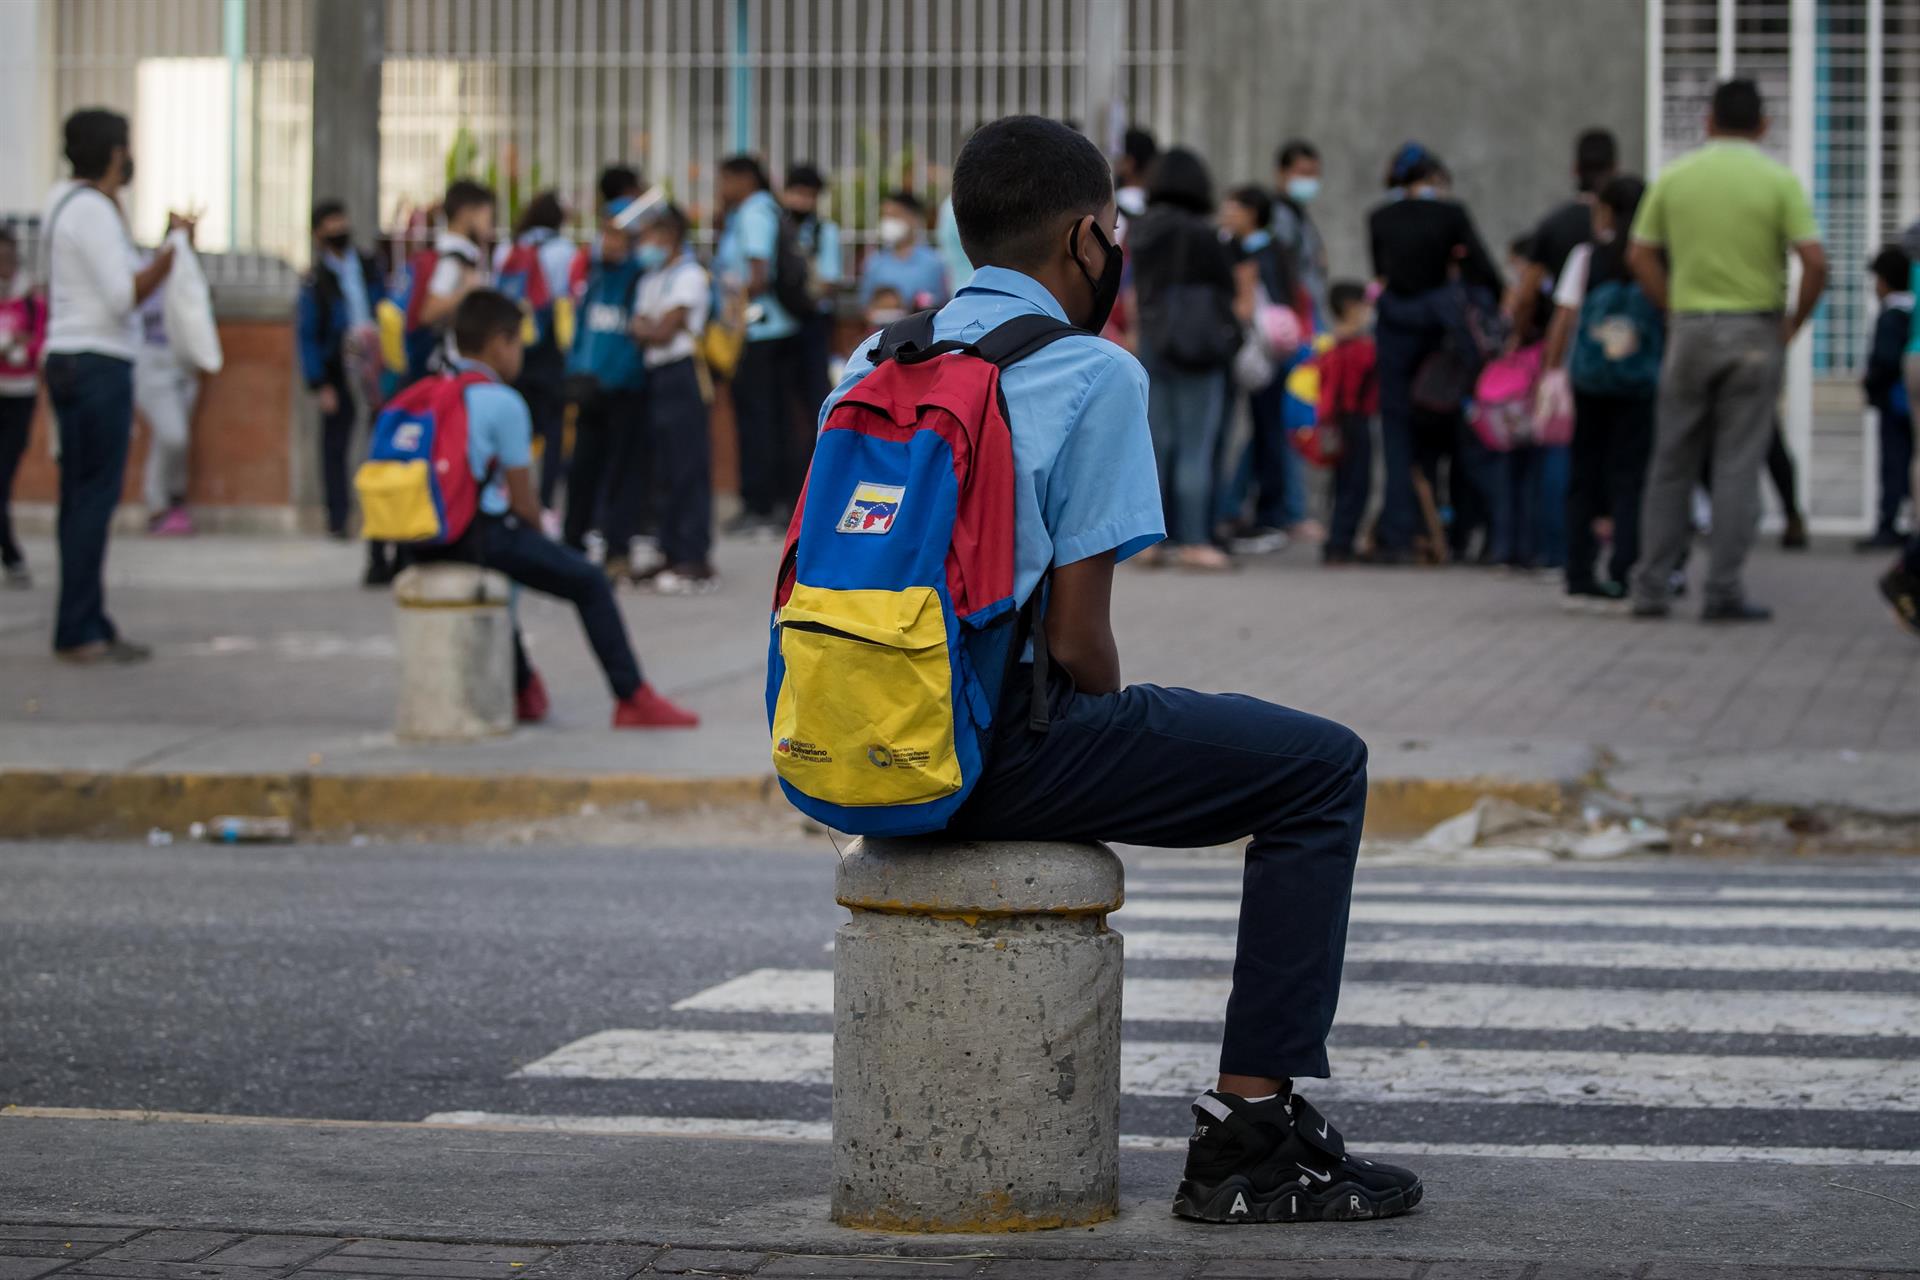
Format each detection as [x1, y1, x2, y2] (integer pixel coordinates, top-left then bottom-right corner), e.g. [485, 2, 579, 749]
[831, 837, 1124, 1232]
[391, 564, 514, 743]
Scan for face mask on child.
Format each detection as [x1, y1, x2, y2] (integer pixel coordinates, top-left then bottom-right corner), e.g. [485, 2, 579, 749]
[635, 242, 670, 271]
[1285, 176, 1321, 204]
[878, 216, 913, 247]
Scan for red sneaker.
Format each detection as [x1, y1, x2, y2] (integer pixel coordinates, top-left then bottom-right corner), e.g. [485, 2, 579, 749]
[613, 683, 700, 729]
[516, 670, 551, 724]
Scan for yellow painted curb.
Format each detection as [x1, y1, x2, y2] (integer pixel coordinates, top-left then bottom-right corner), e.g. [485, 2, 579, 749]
[0, 768, 777, 839]
[0, 766, 1563, 842]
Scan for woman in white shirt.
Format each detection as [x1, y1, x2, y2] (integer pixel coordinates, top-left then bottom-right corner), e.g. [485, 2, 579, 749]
[628, 205, 715, 593]
[41, 109, 183, 663]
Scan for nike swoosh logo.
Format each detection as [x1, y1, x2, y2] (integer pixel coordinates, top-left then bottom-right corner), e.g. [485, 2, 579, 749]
[1316, 1122, 1329, 1140]
[1296, 1163, 1332, 1183]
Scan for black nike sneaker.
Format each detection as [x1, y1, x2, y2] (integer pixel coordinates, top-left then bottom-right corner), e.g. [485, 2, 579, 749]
[1171, 1091, 1423, 1223]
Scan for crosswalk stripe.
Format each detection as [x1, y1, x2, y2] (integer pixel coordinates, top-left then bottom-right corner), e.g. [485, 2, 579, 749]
[1119, 898, 1920, 930]
[672, 968, 1920, 1036]
[1143, 881, 1920, 905]
[1117, 930, 1920, 973]
[419, 1113, 1920, 1166]
[515, 1030, 1920, 1111]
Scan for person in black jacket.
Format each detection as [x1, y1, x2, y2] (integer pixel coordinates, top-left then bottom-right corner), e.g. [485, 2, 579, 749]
[295, 199, 386, 548]
[1860, 246, 1914, 551]
[1128, 148, 1243, 570]
[1368, 143, 1502, 562]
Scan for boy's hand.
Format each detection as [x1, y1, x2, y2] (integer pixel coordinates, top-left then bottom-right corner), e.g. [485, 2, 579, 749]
[316, 384, 339, 415]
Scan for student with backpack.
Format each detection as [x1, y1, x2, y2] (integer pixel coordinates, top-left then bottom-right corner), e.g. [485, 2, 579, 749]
[770, 114, 1419, 1225]
[715, 154, 814, 538]
[1547, 175, 1661, 604]
[562, 201, 649, 566]
[1858, 246, 1913, 552]
[494, 190, 576, 515]
[358, 289, 697, 730]
[400, 179, 495, 387]
[630, 205, 715, 594]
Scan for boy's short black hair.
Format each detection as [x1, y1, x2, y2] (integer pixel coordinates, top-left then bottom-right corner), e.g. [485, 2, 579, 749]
[1575, 128, 1619, 192]
[881, 189, 925, 217]
[64, 108, 130, 181]
[720, 154, 770, 189]
[1122, 126, 1158, 172]
[1871, 245, 1912, 294]
[517, 190, 565, 235]
[785, 163, 824, 191]
[1226, 184, 1273, 229]
[1276, 138, 1319, 171]
[1328, 280, 1368, 321]
[1712, 79, 1764, 133]
[310, 198, 347, 231]
[598, 165, 643, 206]
[651, 202, 691, 243]
[444, 179, 496, 220]
[1148, 147, 1216, 215]
[951, 115, 1112, 270]
[452, 288, 525, 355]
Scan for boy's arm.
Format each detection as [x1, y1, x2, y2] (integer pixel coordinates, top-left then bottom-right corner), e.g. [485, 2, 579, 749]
[631, 305, 689, 346]
[504, 466, 541, 526]
[416, 261, 472, 329]
[1046, 553, 1121, 695]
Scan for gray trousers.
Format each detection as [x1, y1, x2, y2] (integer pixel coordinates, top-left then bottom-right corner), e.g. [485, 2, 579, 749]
[1631, 313, 1785, 609]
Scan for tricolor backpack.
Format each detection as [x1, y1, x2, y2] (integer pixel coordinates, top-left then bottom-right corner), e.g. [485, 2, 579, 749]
[766, 311, 1083, 836]
[494, 239, 557, 350]
[353, 369, 493, 545]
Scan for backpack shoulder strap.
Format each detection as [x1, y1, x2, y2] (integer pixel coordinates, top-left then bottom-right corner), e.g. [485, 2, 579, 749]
[871, 309, 939, 364]
[972, 313, 1087, 368]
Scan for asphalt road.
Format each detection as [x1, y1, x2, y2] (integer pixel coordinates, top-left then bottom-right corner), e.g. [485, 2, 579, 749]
[6, 837, 1920, 1166]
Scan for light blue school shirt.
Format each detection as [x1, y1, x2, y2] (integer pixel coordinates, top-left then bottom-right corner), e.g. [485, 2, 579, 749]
[795, 215, 843, 301]
[858, 242, 951, 310]
[822, 265, 1164, 607]
[715, 189, 799, 342]
[452, 358, 534, 517]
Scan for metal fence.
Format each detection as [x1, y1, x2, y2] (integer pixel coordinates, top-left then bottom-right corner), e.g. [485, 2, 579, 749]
[36, 0, 1181, 276]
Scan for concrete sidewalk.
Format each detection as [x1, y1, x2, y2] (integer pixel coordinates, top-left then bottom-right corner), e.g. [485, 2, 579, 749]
[4, 1110, 1918, 1275]
[3, 532, 1918, 839]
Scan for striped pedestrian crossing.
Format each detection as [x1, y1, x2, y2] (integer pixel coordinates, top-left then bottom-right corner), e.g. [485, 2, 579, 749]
[435, 857, 1920, 1164]
[672, 966, 1920, 1035]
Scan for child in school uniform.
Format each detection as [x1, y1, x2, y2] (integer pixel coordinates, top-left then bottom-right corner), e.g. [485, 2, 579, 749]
[629, 205, 716, 594]
[1315, 281, 1378, 565]
[815, 115, 1419, 1224]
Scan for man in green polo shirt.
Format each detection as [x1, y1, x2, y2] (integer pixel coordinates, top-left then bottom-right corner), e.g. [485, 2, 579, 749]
[1626, 78, 1827, 623]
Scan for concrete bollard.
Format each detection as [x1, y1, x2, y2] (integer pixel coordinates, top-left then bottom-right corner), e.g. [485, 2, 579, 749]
[831, 837, 1124, 1232]
[391, 563, 514, 742]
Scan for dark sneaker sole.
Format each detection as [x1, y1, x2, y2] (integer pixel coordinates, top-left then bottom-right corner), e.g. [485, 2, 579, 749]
[1171, 1175, 1423, 1224]
[1878, 578, 1920, 640]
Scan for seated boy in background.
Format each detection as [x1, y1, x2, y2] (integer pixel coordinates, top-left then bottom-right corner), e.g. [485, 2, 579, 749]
[422, 289, 699, 730]
[820, 115, 1421, 1224]
[1316, 281, 1378, 566]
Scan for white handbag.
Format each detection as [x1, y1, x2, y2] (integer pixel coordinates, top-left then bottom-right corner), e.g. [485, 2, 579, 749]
[162, 229, 223, 374]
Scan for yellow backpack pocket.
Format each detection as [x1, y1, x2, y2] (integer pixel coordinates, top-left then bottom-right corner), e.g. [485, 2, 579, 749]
[354, 458, 442, 542]
[771, 584, 961, 808]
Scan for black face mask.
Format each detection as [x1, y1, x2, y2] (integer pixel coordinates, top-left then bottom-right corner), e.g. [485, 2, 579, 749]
[1072, 219, 1123, 333]
[118, 155, 135, 186]
[321, 231, 352, 253]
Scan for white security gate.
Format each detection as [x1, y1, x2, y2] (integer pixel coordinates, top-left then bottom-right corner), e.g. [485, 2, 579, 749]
[1651, 0, 1920, 533]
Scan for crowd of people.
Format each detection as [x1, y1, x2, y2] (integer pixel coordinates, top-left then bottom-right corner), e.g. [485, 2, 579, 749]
[7, 81, 1920, 684]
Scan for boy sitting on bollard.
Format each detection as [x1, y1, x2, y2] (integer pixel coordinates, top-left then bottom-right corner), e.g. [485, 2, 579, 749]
[774, 116, 1419, 1224]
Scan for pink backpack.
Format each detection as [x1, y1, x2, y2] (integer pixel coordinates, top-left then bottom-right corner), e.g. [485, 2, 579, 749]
[1470, 343, 1542, 452]
[0, 292, 45, 385]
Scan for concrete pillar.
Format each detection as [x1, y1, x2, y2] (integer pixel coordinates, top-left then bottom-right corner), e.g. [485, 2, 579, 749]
[301, 0, 384, 523]
[0, 0, 55, 217]
[831, 838, 1124, 1232]
[392, 564, 515, 743]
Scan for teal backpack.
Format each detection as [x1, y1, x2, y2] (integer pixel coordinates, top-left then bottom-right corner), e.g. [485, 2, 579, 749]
[1570, 276, 1664, 398]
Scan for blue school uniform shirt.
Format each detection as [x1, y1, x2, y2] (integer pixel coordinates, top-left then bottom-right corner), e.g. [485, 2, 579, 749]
[858, 242, 951, 310]
[715, 189, 799, 342]
[451, 357, 534, 517]
[822, 265, 1164, 607]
